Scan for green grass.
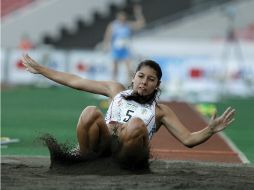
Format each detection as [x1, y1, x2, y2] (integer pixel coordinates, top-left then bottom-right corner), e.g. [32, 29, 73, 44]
[213, 97, 254, 163]
[1, 87, 254, 163]
[1, 86, 106, 156]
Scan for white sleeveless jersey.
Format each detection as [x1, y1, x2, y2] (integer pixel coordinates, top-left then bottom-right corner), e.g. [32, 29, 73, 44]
[105, 90, 156, 140]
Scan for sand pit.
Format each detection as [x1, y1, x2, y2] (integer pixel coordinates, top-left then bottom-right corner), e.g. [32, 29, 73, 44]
[2, 156, 254, 190]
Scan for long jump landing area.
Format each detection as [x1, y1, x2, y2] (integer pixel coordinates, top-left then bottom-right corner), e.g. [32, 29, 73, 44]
[150, 102, 246, 164]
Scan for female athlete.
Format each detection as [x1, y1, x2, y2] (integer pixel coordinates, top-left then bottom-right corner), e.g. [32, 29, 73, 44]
[22, 54, 235, 169]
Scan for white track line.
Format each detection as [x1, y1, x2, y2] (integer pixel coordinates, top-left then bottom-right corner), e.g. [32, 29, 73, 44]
[219, 132, 250, 164]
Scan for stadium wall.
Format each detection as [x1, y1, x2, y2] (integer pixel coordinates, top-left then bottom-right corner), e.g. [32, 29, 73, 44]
[1, 40, 253, 102]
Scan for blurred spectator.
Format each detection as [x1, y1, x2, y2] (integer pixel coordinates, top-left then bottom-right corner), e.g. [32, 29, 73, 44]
[103, 4, 146, 82]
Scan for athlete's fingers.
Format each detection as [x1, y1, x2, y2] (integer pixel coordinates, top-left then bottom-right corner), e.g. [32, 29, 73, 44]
[23, 54, 34, 67]
[21, 56, 29, 67]
[223, 109, 235, 124]
[226, 118, 235, 126]
[222, 107, 233, 118]
[211, 111, 217, 121]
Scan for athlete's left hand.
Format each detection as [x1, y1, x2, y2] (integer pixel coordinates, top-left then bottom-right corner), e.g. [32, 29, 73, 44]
[208, 107, 235, 133]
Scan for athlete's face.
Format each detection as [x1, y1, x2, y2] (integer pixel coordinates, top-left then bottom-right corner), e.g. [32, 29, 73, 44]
[132, 66, 160, 96]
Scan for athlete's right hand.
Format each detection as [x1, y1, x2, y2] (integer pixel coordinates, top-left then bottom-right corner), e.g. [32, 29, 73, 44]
[21, 54, 41, 74]
[133, 4, 143, 15]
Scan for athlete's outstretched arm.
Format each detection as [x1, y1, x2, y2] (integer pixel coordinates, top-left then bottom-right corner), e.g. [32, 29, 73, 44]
[129, 4, 146, 31]
[157, 104, 235, 148]
[22, 54, 124, 97]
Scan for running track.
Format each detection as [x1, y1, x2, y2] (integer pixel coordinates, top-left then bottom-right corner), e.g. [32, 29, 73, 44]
[151, 102, 245, 163]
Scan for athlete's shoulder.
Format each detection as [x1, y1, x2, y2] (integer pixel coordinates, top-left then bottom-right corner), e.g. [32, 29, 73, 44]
[105, 81, 126, 98]
[114, 89, 131, 98]
[157, 103, 167, 108]
[114, 82, 126, 91]
[156, 103, 173, 117]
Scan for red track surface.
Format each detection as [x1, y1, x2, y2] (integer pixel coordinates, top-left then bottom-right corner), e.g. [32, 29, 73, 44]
[150, 102, 243, 163]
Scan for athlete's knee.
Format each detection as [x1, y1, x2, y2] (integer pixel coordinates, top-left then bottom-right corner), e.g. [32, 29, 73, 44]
[82, 106, 101, 114]
[125, 117, 148, 139]
[82, 106, 102, 119]
[78, 106, 103, 127]
[117, 118, 148, 155]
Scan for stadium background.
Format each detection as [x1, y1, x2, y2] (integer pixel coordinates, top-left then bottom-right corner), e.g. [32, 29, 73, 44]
[1, 0, 254, 163]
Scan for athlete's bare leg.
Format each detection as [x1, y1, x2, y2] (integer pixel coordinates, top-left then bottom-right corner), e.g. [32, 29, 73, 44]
[76, 106, 111, 155]
[117, 117, 149, 159]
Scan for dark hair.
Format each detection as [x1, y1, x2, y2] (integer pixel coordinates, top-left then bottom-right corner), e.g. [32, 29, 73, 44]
[123, 60, 162, 104]
[136, 60, 162, 81]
